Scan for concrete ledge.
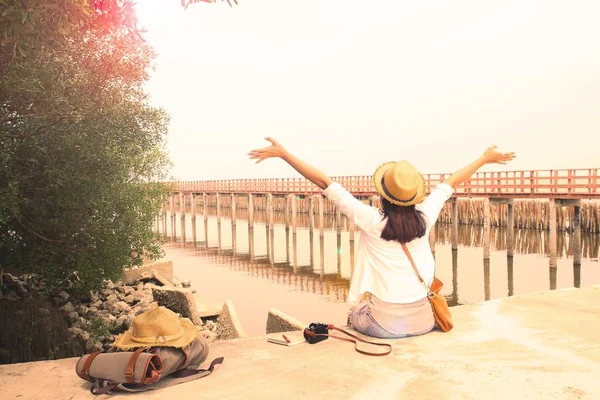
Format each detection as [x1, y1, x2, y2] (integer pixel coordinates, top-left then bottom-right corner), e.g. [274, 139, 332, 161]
[122, 261, 174, 285]
[1, 286, 599, 400]
[265, 308, 306, 334]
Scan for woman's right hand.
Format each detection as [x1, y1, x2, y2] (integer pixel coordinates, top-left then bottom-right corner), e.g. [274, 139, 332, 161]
[481, 145, 516, 165]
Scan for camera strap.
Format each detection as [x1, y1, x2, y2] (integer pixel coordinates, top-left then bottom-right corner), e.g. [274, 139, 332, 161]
[306, 325, 392, 356]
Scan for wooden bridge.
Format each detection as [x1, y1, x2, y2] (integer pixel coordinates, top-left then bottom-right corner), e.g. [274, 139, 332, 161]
[174, 168, 600, 199]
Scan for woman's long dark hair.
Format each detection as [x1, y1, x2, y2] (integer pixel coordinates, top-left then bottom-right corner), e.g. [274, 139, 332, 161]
[380, 197, 427, 244]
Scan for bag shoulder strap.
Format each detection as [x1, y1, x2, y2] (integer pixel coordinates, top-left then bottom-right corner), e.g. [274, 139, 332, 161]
[400, 243, 431, 293]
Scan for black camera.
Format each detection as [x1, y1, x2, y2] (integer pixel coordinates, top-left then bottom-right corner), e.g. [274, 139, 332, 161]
[303, 323, 329, 344]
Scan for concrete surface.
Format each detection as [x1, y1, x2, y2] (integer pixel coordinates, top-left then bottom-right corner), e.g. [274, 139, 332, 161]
[1, 285, 599, 400]
[266, 308, 307, 334]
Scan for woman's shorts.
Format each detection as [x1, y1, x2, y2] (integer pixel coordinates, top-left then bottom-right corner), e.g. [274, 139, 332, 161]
[347, 294, 435, 339]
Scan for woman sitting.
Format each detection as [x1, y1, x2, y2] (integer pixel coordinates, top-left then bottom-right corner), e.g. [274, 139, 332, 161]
[249, 138, 515, 338]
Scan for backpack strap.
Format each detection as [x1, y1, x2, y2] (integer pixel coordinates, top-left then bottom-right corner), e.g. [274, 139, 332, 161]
[125, 348, 146, 384]
[80, 351, 101, 381]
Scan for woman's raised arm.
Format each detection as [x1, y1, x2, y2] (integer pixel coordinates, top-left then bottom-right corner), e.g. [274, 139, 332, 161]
[248, 137, 333, 190]
[443, 145, 516, 188]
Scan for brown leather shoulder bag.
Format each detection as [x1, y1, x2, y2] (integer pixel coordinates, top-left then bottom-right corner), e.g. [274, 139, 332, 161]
[401, 243, 453, 332]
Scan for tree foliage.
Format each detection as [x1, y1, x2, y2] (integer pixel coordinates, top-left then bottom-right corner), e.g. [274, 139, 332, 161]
[1, 1, 172, 293]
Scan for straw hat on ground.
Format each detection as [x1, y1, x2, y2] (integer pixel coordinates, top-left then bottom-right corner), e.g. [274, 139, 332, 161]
[113, 306, 199, 350]
[373, 160, 426, 207]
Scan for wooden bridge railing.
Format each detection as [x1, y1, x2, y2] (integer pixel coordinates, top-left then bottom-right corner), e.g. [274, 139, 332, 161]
[173, 168, 600, 199]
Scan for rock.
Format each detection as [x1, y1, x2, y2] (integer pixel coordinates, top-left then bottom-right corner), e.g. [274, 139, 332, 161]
[105, 294, 118, 303]
[57, 291, 70, 302]
[205, 320, 216, 331]
[152, 287, 202, 326]
[38, 308, 51, 317]
[122, 286, 135, 296]
[143, 282, 156, 290]
[68, 311, 79, 323]
[86, 341, 104, 353]
[59, 302, 75, 314]
[103, 313, 117, 325]
[116, 314, 132, 330]
[124, 295, 135, 304]
[90, 292, 100, 303]
[132, 291, 145, 302]
[199, 330, 217, 343]
[104, 281, 115, 290]
[102, 289, 113, 299]
[110, 301, 130, 315]
[181, 280, 191, 288]
[2, 273, 17, 287]
[77, 305, 90, 316]
[136, 283, 144, 292]
[88, 306, 99, 313]
[132, 305, 143, 316]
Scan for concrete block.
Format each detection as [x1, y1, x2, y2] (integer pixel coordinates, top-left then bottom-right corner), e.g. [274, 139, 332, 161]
[152, 286, 202, 326]
[266, 308, 306, 334]
[215, 300, 246, 340]
[122, 261, 173, 285]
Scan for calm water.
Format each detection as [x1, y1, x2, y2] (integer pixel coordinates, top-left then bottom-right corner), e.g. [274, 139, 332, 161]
[155, 207, 599, 334]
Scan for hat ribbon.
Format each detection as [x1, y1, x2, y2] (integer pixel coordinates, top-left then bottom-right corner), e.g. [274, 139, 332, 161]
[380, 175, 417, 204]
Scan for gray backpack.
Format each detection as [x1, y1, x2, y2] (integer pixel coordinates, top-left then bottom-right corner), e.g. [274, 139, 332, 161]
[76, 336, 223, 395]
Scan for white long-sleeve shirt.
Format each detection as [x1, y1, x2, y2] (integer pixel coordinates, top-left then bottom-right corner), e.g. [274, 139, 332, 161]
[322, 182, 454, 304]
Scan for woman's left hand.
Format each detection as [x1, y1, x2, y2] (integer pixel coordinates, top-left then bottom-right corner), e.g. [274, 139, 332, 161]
[248, 137, 289, 164]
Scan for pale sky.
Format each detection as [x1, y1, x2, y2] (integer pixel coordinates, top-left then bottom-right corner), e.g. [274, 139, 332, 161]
[135, 0, 600, 181]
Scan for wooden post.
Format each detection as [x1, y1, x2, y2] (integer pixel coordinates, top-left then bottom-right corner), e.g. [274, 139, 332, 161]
[216, 193, 221, 223]
[170, 194, 176, 241]
[191, 194, 197, 246]
[549, 199, 557, 270]
[231, 193, 236, 227]
[573, 203, 582, 288]
[483, 198, 491, 260]
[248, 193, 254, 227]
[319, 195, 325, 279]
[507, 255, 514, 297]
[291, 194, 298, 272]
[507, 202, 514, 257]
[203, 193, 208, 249]
[267, 194, 274, 264]
[180, 192, 186, 246]
[573, 204, 582, 266]
[308, 196, 315, 267]
[216, 193, 222, 253]
[483, 258, 490, 301]
[232, 223, 237, 255]
[336, 206, 342, 277]
[248, 225, 255, 260]
[451, 249, 458, 305]
[451, 199, 458, 250]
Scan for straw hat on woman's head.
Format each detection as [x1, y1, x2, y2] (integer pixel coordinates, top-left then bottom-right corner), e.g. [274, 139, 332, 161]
[113, 306, 199, 350]
[373, 161, 426, 207]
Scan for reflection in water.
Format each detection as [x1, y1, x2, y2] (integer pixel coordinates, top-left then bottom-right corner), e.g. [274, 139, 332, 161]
[156, 203, 600, 307]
